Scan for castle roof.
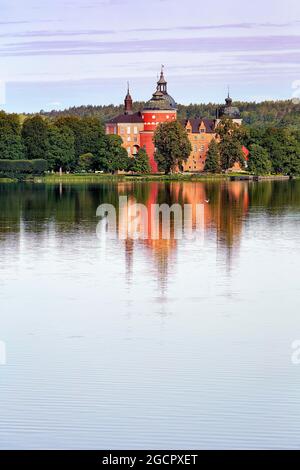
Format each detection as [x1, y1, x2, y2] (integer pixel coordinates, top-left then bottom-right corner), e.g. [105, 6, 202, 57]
[144, 67, 177, 111]
[107, 111, 143, 124]
[144, 94, 175, 111]
[185, 118, 216, 133]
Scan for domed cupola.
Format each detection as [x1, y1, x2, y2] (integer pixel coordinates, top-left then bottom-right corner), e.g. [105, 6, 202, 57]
[217, 90, 241, 119]
[144, 66, 177, 111]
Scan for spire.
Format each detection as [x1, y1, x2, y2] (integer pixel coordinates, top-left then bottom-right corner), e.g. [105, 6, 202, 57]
[124, 82, 133, 114]
[225, 85, 232, 106]
[157, 65, 167, 93]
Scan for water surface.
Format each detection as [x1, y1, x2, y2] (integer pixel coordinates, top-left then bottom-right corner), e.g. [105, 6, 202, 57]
[0, 180, 300, 449]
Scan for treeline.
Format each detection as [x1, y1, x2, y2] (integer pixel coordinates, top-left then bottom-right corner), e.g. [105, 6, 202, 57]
[40, 100, 300, 128]
[0, 111, 150, 175]
[205, 120, 300, 175]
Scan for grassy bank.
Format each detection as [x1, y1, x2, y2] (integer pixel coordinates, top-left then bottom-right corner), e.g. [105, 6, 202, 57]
[36, 172, 229, 184]
[0, 177, 16, 183]
[0, 172, 295, 184]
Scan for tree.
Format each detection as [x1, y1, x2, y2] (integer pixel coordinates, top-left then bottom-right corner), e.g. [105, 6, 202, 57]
[79, 153, 96, 172]
[248, 144, 272, 175]
[215, 118, 245, 171]
[285, 136, 300, 175]
[260, 127, 289, 174]
[204, 139, 221, 173]
[55, 116, 105, 162]
[99, 134, 131, 173]
[47, 125, 76, 172]
[0, 112, 24, 160]
[22, 115, 49, 159]
[154, 121, 192, 174]
[130, 148, 151, 173]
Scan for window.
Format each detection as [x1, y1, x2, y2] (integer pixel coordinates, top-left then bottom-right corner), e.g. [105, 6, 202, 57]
[134, 137, 138, 143]
[194, 145, 197, 152]
[200, 128, 205, 133]
[200, 145, 205, 152]
[134, 127, 138, 134]
[127, 136, 131, 142]
[127, 126, 131, 134]
[167, 115, 170, 119]
[127, 148, 131, 155]
[120, 127, 124, 135]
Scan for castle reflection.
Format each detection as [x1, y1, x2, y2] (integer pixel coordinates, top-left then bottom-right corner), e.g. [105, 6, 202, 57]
[1, 180, 299, 291]
[116, 181, 249, 289]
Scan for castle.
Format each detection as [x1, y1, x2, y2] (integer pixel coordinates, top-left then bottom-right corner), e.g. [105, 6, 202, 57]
[105, 67, 245, 173]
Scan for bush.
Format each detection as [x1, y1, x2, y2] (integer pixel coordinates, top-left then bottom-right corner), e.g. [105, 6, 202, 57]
[0, 159, 47, 177]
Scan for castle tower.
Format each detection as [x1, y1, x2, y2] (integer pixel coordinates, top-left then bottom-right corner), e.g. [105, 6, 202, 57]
[140, 67, 177, 172]
[216, 90, 242, 126]
[124, 82, 133, 115]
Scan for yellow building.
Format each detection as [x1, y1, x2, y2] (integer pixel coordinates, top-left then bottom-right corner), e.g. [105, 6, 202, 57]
[182, 94, 244, 172]
[183, 118, 216, 172]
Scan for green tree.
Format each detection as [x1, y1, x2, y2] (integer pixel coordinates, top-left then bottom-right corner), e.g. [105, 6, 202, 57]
[55, 116, 105, 162]
[79, 153, 96, 172]
[0, 112, 24, 160]
[130, 148, 151, 173]
[154, 121, 192, 174]
[260, 127, 288, 174]
[204, 139, 221, 173]
[22, 115, 49, 159]
[216, 118, 245, 170]
[248, 144, 272, 175]
[285, 136, 300, 175]
[99, 134, 130, 173]
[47, 125, 76, 172]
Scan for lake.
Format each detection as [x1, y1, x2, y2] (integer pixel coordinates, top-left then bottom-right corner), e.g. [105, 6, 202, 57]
[0, 179, 300, 449]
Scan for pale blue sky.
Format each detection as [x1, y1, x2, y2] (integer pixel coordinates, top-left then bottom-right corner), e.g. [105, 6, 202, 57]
[1, 0, 300, 112]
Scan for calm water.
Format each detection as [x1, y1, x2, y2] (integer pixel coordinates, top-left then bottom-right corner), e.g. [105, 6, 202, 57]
[0, 180, 300, 449]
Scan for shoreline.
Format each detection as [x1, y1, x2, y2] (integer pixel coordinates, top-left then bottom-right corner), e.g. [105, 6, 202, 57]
[0, 173, 294, 184]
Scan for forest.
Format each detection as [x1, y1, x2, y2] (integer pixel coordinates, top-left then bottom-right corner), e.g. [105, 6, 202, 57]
[0, 98, 300, 177]
[40, 99, 300, 129]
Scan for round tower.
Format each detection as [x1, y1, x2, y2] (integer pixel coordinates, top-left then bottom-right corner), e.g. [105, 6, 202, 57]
[140, 67, 177, 172]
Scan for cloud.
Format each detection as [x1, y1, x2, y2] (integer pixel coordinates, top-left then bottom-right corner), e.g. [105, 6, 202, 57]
[0, 20, 297, 40]
[129, 21, 299, 33]
[2, 35, 300, 57]
[0, 29, 114, 38]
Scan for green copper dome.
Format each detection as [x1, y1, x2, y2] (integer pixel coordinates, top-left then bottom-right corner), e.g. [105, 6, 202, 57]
[144, 67, 177, 111]
[217, 94, 241, 119]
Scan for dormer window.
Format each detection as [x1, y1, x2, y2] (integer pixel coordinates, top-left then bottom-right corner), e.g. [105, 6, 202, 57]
[200, 128, 205, 133]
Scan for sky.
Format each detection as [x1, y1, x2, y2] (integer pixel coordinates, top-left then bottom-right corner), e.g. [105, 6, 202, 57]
[1, 0, 300, 112]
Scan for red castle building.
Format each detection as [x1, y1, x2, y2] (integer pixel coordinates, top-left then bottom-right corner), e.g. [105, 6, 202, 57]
[106, 67, 177, 172]
[106, 68, 247, 173]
